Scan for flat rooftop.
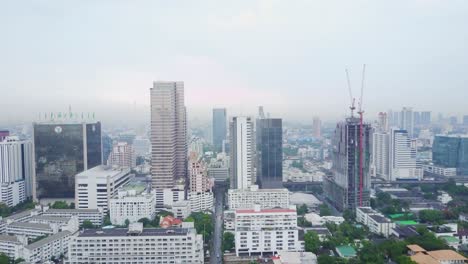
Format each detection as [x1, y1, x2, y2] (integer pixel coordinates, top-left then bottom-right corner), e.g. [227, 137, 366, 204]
[358, 207, 378, 214]
[76, 165, 130, 178]
[78, 228, 190, 237]
[369, 214, 391, 223]
[45, 209, 101, 214]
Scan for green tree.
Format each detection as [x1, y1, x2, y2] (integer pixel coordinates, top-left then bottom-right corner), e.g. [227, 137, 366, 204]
[50, 201, 70, 209]
[158, 210, 174, 217]
[103, 215, 112, 226]
[395, 256, 417, 264]
[419, 210, 444, 224]
[138, 218, 152, 227]
[14, 258, 25, 264]
[304, 231, 321, 254]
[222, 232, 235, 251]
[81, 220, 95, 229]
[297, 217, 312, 227]
[0, 253, 9, 264]
[406, 228, 448, 251]
[124, 219, 130, 227]
[319, 204, 332, 216]
[297, 204, 308, 215]
[186, 212, 213, 242]
[343, 209, 355, 222]
[69, 202, 75, 209]
[317, 255, 346, 264]
[357, 241, 385, 264]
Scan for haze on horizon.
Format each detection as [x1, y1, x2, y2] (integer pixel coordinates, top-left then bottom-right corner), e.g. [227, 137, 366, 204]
[1, 0, 467, 126]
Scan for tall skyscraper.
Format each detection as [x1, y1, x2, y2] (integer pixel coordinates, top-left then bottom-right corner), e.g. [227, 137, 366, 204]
[372, 132, 390, 180]
[413, 111, 421, 126]
[33, 122, 102, 199]
[312, 117, 321, 138]
[433, 135, 468, 175]
[399, 107, 414, 138]
[0, 136, 34, 205]
[389, 129, 422, 180]
[212, 108, 227, 152]
[256, 118, 283, 189]
[150, 81, 187, 190]
[323, 117, 371, 211]
[421, 111, 432, 125]
[230, 116, 254, 190]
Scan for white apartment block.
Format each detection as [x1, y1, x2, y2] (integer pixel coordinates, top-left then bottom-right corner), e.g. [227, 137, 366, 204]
[6, 222, 55, 240]
[107, 142, 136, 168]
[109, 190, 157, 226]
[356, 207, 395, 238]
[228, 185, 290, 210]
[0, 235, 26, 259]
[170, 200, 191, 219]
[23, 230, 76, 263]
[28, 215, 79, 233]
[75, 165, 131, 213]
[65, 222, 204, 264]
[189, 157, 212, 193]
[372, 132, 390, 180]
[423, 165, 457, 177]
[400, 107, 414, 138]
[42, 208, 104, 227]
[230, 116, 254, 190]
[234, 205, 303, 256]
[188, 191, 214, 213]
[0, 136, 34, 202]
[208, 165, 229, 183]
[155, 187, 185, 210]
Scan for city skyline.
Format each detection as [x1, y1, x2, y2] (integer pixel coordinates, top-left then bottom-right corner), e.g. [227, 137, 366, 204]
[1, 1, 468, 124]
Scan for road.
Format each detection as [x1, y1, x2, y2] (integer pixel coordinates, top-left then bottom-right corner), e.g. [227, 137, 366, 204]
[210, 185, 225, 264]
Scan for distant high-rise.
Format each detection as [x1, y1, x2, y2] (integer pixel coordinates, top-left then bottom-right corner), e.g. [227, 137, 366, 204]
[372, 132, 390, 180]
[420, 111, 431, 125]
[399, 107, 414, 138]
[230, 116, 254, 190]
[433, 135, 468, 175]
[377, 112, 388, 132]
[150, 81, 187, 189]
[413, 111, 421, 126]
[312, 117, 321, 138]
[463, 115, 468, 126]
[33, 122, 102, 199]
[107, 142, 136, 168]
[323, 117, 371, 211]
[256, 118, 283, 189]
[449, 116, 458, 126]
[389, 129, 422, 180]
[212, 108, 227, 152]
[0, 136, 34, 205]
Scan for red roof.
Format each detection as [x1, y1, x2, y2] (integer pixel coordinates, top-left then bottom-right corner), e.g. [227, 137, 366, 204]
[160, 215, 182, 228]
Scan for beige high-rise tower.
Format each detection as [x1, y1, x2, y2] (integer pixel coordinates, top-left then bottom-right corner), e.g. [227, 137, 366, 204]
[150, 81, 187, 189]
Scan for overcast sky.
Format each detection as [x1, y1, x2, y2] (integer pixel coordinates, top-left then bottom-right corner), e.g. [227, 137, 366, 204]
[1, 0, 467, 125]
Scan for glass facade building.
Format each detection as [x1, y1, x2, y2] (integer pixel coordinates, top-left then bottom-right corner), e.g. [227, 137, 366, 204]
[256, 118, 283, 189]
[33, 122, 102, 199]
[212, 108, 227, 152]
[432, 135, 468, 175]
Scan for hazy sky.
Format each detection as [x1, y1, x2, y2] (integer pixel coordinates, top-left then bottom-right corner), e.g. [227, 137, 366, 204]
[1, 0, 467, 125]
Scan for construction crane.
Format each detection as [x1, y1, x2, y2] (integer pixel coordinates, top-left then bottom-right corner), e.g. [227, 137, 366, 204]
[345, 69, 355, 117]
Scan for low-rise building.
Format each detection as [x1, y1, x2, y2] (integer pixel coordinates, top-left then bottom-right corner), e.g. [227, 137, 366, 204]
[356, 207, 395, 238]
[189, 191, 214, 213]
[272, 251, 317, 264]
[336, 245, 357, 258]
[234, 205, 303, 256]
[304, 227, 331, 242]
[23, 230, 75, 263]
[408, 245, 467, 264]
[228, 185, 290, 210]
[42, 208, 104, 227]
[65, 222, 204, 264]
[109, 189, 156, 226]
[6, 222, 55, 240]
[75, 165, 131, 213]
[304, 213, 344, 226]
[170, 200, 191, 219]
[28, 216, 79, 233]
[0, 235, 26, 259]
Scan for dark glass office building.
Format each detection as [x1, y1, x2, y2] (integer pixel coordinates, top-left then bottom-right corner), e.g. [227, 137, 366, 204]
[256, 118, 283, 189]
[33, 122, 102, 199]
[212, 108, 227, 152]
[433, 135, 468, 175]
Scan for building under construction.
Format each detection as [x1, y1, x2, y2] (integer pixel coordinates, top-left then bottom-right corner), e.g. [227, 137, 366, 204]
[324, 116, 372, 211]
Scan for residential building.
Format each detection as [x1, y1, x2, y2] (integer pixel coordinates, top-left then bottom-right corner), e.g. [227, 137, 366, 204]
[23, 230, 75, 263]
[423, 165, 457, 177]
[230, 116, 254, 190]
[0, 235, 26, 259]
[6, 222, 55, 240]
[33, 122, 102, 199]
[28, 215, 79, 233]
[170, 200, 191, 219]
[227, 185, 290, 210]
[107, 142, 136, 168]
[42, 208, 103, 226]
[75, 165, 131, 213]
[234, 205, 303, 256]
[356, 207, 395, 238]
[432, 135, 468, 175]
[188, 192, 213, 213]
[208, 162, 229, 183]
[389, 129, 422, 180]
[256, 118, 283, 189]
[109, 190, 157, 226]
[323, 117, 372, 211]
[154, 187, 185, 210]
[65, 222, 204, 264]
[150, 81, 187, 190]
[421, 111, 431, 126]
[213, 108, 227, 152]
[0, 136, 34, 202]
[272, 251, 317, 264]
[304, 213, 345, 226]
[377, 112, 388, 132]
[313, 117, 321, 138]
[372, 132, 390, 180]
[400, 107, 414, 138]
[408, 245, 467, 264]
